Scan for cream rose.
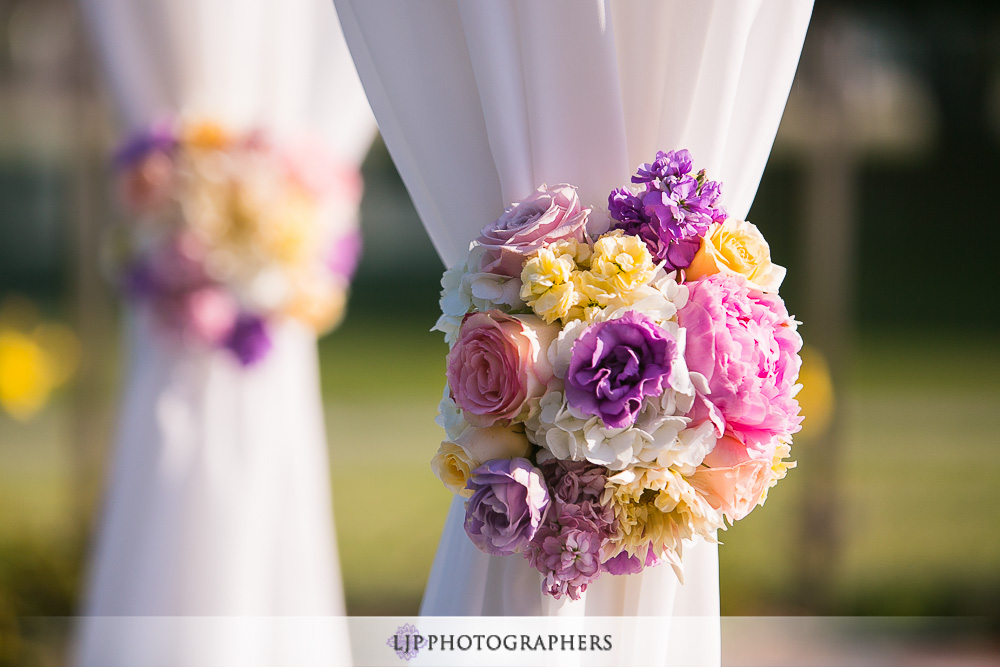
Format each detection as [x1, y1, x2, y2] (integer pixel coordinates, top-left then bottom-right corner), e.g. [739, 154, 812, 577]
[685, 219, 785, 293]
[431, 424, 533, 497]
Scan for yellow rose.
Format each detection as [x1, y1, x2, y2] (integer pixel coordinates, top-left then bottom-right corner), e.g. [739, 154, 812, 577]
[590, 231, 657, 294]
[686, 219, 785, 293]
[431, 424, 533, 497]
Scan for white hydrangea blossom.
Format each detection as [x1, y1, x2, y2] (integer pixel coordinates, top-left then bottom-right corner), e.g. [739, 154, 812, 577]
[528, 294, 716, 472]
[434, 383, 470, 441]
[433, 262, 473, 345]
[432, 250, 524, 346]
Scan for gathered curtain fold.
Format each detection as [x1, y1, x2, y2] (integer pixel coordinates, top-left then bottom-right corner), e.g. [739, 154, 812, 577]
[333, 0, 811, 660]
[75, 1, 374, 665]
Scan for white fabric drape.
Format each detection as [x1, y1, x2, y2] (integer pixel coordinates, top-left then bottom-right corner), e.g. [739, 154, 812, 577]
[75, 1, 374, 666]
[333, 0, 811, 658]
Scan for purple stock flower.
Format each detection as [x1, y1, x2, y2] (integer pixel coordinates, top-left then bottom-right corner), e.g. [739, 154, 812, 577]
[610, 149, 726, 271]
[601, 548, 664, 576]
[526, 505, 604, 600]
[565, 312, 677, 429]
[464, 458, 550, 556]
[224, 313, 273, 366]
[631, 149, 693, 185]
[524, 461, 616, 599]
[608, 188, 645, 227]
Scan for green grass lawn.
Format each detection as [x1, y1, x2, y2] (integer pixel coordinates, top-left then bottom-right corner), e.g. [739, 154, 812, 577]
[0, 323, 997, 621]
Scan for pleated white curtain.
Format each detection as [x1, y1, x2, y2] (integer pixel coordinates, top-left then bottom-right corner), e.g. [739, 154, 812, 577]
[75, 1, 374, 666]
[333, 0, 811, 659]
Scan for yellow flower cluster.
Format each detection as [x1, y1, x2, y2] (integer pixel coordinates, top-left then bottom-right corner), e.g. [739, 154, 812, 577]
[602, 466, 720, 562]
[180, 133, 321, 273]
[520, 231, 658, 325]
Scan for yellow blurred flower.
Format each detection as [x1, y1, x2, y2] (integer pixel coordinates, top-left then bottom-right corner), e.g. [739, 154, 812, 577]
[0, 299, 79, 421]
[183, 121, 231, 150]
[795, 345, 834, 438]
[284, 272, 348, 333]
[590, 231, 657, 294]
[258, 189, 320, 266]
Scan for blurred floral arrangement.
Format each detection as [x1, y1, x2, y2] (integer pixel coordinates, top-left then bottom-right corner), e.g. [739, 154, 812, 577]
[110, 120, 363, 365]
[0, 296, 78, 421]
[432, 149, 803, 600]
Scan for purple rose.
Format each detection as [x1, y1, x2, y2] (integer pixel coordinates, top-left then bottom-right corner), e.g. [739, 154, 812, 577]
[464, 458, 550, 556]
[475, 184, 589, 276]
[610, 149, 726, 271]
[224, 313, 273, 366]
[565, 312, 677, 429]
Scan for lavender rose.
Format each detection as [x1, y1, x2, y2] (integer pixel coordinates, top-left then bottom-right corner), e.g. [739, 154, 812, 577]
[474, 184, 589, 276]
[565, 311, 677, 429]
[464, 458, 550, 556]
[447, 310, 556, 427]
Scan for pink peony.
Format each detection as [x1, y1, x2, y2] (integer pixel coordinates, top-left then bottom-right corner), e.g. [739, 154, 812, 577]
[447, 311, 556, 427]
[677, 274, 802, 451]
[689, 433, 772, 523]
[475, 184, 589, 276]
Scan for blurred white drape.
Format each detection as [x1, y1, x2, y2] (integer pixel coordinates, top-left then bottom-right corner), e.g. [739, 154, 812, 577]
[333, 0, 811, 661]
[75, 1, 374, 666]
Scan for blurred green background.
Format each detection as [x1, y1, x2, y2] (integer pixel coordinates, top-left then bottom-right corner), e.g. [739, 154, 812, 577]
[1, 0, 1000, 664]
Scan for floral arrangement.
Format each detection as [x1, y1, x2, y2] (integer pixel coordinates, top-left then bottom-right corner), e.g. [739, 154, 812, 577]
[110, 119, 363, 365]
[432, 149, 802, 600]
